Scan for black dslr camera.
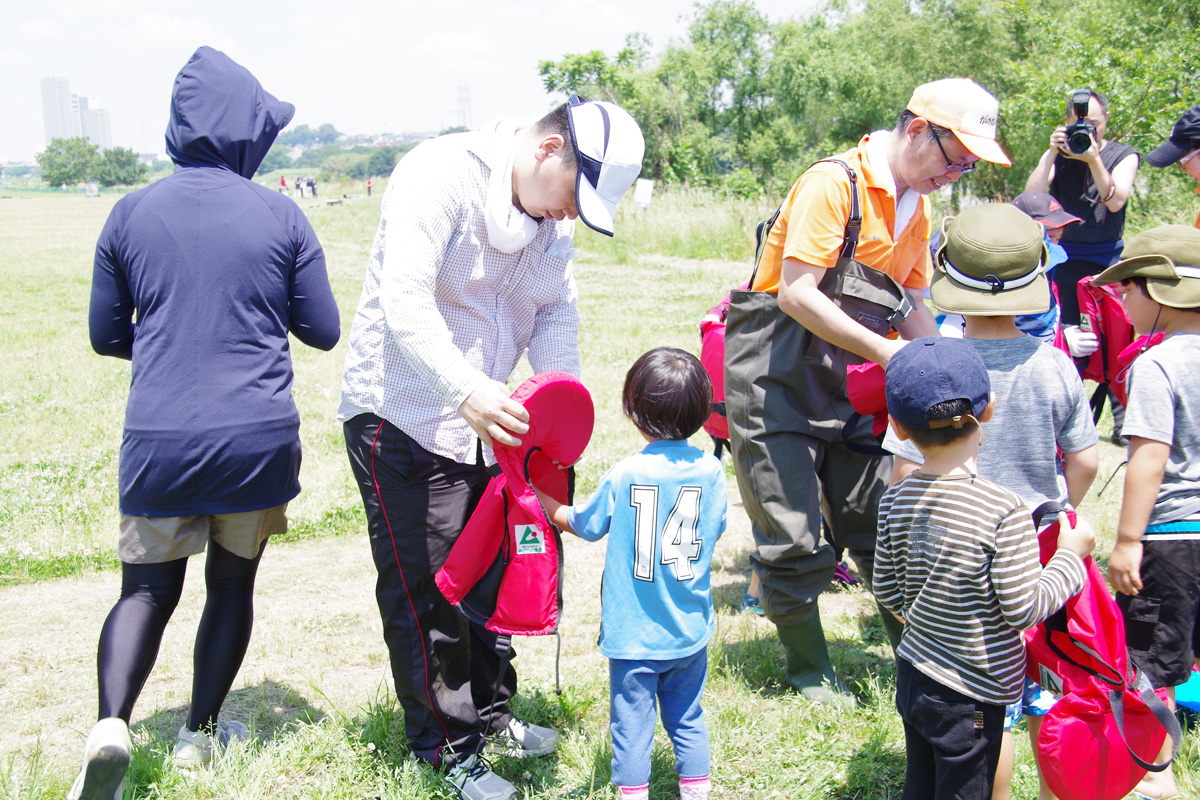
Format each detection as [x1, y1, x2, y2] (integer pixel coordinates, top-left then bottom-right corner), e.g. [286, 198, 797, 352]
[1064, 89, 1096, 155]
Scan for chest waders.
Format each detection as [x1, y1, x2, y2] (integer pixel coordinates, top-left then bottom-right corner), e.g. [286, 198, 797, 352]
[723, 159, 911, 703]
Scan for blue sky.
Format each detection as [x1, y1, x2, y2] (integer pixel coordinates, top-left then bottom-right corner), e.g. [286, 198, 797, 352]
[1, 0, 813, 163]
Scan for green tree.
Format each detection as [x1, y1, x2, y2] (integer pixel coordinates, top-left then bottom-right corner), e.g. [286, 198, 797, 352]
[315, 123, 341, 146]
[367, 146, 403, 178]
[37, 137, 99, 187]
[95, 147, 148, 187]
[257, 143, 293, 175]
[320, 153, 370, 179]
[295, 144, 345, 168]
[537, 0, 1199, 220]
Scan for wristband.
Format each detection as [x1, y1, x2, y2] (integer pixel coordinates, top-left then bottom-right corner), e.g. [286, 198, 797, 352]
[1101, 178, 1116, 204]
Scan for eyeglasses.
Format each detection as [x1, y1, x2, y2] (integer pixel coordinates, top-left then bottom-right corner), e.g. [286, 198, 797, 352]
[1180, 148, 1200, 166]
[931, 131, 978, 175]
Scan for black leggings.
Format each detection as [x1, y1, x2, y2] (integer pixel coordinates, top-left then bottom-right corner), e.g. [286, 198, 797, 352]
[97, 540, 264, 731]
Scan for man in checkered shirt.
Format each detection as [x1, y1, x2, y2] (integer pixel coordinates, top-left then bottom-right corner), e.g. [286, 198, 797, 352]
[339, 97, 644, 800]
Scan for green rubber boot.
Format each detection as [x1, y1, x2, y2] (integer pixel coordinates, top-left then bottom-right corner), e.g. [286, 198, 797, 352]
[876, 598, 905, 652]
[851, 553, 904, 653]
[776, 617, 858, 708]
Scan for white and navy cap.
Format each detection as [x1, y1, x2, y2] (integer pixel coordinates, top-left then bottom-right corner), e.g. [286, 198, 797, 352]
[566, 95, 645, 237]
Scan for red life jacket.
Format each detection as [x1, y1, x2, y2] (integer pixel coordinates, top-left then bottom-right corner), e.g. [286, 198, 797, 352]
[435, 372, 594, 636]
[1024, 504, 1181, 800]
[1075, 276, 1135, 391]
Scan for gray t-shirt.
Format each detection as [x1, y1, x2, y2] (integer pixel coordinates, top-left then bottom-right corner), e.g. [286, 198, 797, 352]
[884, 335, 1098, 509]
[1121, 333, 1200, 524]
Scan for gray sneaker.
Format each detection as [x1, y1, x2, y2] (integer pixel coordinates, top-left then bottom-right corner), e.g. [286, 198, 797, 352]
[443, 753, 517, 800]
[66, 717, 130, 800]
[484, 717, 559, 758]
[174, 719, 249, 767]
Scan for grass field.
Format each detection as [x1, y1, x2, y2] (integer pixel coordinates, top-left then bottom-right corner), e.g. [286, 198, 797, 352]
[0, 186, 1195, 799]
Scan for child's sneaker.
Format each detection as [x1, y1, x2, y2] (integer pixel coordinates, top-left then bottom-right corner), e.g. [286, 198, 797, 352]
[66, 717, 130, 800]
[831, 561, 863, 590]
[484, 717, 559, 758]
[173, 719, 249, 767]
[741, 590, 765, 616]
[679, 775, 712, 800]
[443, 753, 517, 800]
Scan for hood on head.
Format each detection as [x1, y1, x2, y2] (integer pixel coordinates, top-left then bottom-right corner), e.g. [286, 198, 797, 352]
[165, 46, 295, 178]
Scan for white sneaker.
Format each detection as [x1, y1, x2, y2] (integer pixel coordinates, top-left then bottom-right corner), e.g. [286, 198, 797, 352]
[173, 719, 249, 767]
[484, 717, 559, 758]
[443, 753, 517, 800]
[66, 718, 130, 800]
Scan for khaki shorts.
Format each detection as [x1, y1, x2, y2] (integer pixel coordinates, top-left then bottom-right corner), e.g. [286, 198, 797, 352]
[119, 504, 288, 563]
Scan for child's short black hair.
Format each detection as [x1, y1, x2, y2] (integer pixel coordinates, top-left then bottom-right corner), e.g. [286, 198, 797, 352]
[533, 102, 576, 168]
[901, 397, 981, 449]
[622, 347, 712, 441]
[1123, 275, 1200, 314]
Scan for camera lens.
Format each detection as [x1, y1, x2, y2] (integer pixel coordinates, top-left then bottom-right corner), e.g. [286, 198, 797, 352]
[1067, 130, 1092, 155]
[1065, 120, 1094, 155]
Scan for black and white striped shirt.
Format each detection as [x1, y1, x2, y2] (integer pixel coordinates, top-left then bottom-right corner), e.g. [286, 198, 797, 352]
[876, 472, 1086, 704]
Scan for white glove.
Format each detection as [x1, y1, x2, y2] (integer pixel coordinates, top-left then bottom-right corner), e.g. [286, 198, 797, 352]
[1063, 325, 1099, 358]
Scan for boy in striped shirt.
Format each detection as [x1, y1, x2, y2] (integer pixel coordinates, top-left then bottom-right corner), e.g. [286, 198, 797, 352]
[875, 337, 1095, 800]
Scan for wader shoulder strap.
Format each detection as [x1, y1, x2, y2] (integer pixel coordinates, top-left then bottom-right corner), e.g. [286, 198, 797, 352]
[748, 158, 863, 288]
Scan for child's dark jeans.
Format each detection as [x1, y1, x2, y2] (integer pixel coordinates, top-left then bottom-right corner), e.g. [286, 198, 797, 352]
[895, 656, 1006, 800]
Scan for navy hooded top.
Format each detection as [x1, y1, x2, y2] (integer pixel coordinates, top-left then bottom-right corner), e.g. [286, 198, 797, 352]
[89, 46, 340, 517]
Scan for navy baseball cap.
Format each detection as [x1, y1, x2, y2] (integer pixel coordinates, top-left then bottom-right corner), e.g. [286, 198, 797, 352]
[1146, 104, 1200, 168]
[886, 337, 990, 430]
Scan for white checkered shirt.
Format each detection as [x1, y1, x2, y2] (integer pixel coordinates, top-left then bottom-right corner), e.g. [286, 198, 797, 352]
[337, 129, 581, 465]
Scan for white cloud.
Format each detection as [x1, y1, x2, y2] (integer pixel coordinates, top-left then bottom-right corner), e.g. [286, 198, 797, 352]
[0, 48, 27, 64]
[411, 30, 499, 59]
[19, 18, 61, 39]
[131, 13, 220, 44]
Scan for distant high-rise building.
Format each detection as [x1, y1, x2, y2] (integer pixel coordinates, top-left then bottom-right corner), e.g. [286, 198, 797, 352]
[41, 79, 114, 149]
[78, 96, 113, 150]
[41, 77, 80, 144]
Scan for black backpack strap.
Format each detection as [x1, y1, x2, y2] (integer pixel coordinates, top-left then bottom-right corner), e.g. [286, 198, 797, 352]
[747, 158, 863, 289]
[820, 158, 862, 261]
[1108, 676, 1183, 772]
[1032, 501, 1069, 528]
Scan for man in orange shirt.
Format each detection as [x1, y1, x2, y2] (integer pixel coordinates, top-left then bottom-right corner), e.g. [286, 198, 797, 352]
[725, 78, 1011, 704]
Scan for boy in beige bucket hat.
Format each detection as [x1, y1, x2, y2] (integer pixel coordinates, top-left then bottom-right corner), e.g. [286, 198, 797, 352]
[885, 202, 1100, 800]
[1098, 225, 1200, 800]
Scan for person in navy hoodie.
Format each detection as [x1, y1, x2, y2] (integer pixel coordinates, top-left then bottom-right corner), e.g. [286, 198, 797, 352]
[72, 46, 340, 800]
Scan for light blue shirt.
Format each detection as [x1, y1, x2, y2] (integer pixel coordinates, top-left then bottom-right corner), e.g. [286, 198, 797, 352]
[568, 439, 727, 660]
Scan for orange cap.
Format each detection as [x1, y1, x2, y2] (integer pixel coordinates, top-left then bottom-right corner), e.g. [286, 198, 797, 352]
[908, 78, 1011, 167]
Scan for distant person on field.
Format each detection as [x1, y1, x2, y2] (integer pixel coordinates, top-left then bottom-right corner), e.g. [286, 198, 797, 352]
[876, 336, 1094, 800]
[73, 46, 339, 800]
[367, 176, 373, 196]
[1142, 103, 1200, 227]
[537, 347, 727, 800]
[723, 78, 1011, 705]
[1101, 226, 1200, 800]
[884, 203, 1099, 800]
[338, 95, 644, 800]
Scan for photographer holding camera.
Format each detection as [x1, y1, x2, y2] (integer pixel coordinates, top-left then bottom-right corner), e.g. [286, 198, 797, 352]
[1026, 89, 1140, 339]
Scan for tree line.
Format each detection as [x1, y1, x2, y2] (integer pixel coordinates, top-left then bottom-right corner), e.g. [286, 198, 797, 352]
[540, 0, 1199, 217]
[36, 138, 148, 188]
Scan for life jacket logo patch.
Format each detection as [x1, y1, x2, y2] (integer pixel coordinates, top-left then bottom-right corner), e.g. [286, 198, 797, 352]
[515, 524, 546, 555]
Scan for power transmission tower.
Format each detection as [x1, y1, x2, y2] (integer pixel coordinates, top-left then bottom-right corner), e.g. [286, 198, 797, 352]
[457, 84, 472, 131]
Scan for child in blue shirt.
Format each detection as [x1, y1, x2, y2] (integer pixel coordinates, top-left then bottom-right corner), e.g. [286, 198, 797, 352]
[538, 347, 727, 800]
